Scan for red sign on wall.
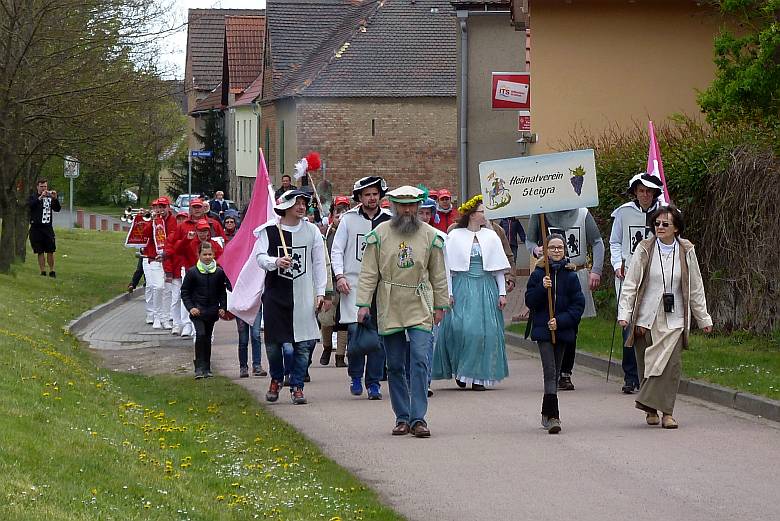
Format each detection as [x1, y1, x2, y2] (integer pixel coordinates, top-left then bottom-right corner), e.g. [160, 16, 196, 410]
[518, 111, 531, 132]
[491, 72, 531, 110]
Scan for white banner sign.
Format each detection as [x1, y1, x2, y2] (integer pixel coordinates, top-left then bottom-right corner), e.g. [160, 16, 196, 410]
[479, 149, 598, 219]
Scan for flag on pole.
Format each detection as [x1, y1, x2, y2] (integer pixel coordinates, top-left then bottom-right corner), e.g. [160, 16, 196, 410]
[646, 121, 671, 204]
[223, 150, 277, 323]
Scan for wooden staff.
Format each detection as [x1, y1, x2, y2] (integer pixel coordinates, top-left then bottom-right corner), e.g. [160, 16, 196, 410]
[277, 223, 289, 259]
[539, 213, 556, 344]
[306, 171, 326, 221]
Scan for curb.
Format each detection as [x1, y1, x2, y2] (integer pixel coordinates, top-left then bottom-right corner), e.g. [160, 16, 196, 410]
[65, 291, 138, 335]
[505, 331, 780, 423]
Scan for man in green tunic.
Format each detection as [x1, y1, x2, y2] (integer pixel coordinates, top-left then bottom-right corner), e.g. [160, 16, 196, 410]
[357, 186, 449, 438]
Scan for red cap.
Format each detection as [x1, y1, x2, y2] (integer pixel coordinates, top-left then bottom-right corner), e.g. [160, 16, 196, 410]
[151, 198, 163, 206]
[437, 189, 452, 199]
[334, 195, 351, 207]
[189, 198, 204, 207]
[195, 219, 210, 231]
[429, 190, 439, 197]
[157, 196, 170, 206]
[176, 211, 188, 218]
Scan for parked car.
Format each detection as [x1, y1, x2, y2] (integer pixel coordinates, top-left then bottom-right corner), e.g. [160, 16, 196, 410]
[172, 193, 199, 215]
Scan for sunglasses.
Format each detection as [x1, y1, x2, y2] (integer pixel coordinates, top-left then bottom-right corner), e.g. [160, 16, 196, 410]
[654, 221, 672, 228]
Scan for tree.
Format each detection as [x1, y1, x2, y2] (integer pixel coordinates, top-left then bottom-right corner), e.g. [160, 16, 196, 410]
[0, 0, 180, 272]
[169, 111, 227, 197]
[698, 1, 780, 125]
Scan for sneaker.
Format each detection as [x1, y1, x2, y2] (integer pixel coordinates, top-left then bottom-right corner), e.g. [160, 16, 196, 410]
[180, 325, 192, 337]
[171, 326, 180, 335]
[291, 387, 307, 405]
[240, 367, 249, 378]
[146, 313, 154, 324]
[266, 380, 281, 402]
[350, 377, 363, 396]
[541, 415, 550, 429]
[367, 383, 382, 400]
[152, 319, 163, 329]
[558, 376, 575, 391]
[547, 418, 562, 434]
[194, 367, 205, 379]
[204, 369, 213, 378]
[622, 382, 639, 394]
[253, 366, 267, 377]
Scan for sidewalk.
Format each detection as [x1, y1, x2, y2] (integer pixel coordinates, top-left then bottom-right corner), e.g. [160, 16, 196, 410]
[81, 294, 780, 521]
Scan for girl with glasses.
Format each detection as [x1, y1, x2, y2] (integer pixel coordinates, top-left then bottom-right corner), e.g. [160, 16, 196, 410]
[617, 205, 713, 429]
[525, 234, 585, 434]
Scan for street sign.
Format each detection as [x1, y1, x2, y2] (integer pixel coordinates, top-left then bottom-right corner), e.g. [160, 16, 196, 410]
[64, 156, 80, 178]
[191, 150, 213, 158]
[518, 111, 531, 132]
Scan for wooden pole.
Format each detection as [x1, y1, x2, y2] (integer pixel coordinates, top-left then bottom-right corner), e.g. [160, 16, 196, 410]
[539, 213, 556, 344]
[306, 172, 326, 220]
[277, 223, 289, 259]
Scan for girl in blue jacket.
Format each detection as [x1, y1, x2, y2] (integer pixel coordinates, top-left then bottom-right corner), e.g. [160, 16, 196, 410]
[525, 233, 585, 433]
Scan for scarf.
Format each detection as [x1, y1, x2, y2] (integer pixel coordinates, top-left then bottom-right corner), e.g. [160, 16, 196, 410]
[196, 259, 217, 274]
[436, 204, 453, 214]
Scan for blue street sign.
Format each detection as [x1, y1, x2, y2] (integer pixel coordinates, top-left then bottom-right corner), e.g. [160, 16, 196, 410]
[191, 150, 213, 158]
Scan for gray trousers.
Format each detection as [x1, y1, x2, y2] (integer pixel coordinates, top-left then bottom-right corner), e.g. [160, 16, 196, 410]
[537, 341, 567, 395]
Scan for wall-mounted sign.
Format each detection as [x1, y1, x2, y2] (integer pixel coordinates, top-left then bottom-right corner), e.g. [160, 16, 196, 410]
[478, 149, 598, 219]
[518, 111, 531, 132]
[491, 72, 530, 110]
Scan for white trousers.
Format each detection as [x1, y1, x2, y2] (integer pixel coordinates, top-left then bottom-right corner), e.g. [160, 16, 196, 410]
[170, 278, 183, 328]
[142, 259, 165, 321]
[162, 281, 172, 322]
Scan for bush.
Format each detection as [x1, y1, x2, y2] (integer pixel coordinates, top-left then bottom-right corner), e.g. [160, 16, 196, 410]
[562, 117, 780, 334]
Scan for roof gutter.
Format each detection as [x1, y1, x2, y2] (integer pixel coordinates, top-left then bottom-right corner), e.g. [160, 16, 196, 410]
[457, 10, 469, 202]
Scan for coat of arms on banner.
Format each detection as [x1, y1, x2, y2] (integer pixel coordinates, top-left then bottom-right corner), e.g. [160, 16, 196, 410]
[356, 233, 367, 262]
[277, 245, 307, 280]
[629, 225, 652, 254]
[485, 171, 511, 210]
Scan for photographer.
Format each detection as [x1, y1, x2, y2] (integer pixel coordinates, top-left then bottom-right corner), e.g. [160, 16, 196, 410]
[28, 179, 61, 277]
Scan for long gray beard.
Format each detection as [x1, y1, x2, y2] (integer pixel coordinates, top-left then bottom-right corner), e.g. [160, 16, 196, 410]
[390, 213, 421, 235]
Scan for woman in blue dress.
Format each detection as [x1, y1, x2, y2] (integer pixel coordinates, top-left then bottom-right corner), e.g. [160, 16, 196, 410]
[432, 195, 511, 390]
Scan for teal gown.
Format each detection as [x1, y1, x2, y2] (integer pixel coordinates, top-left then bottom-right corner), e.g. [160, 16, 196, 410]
[432, 243, 508, 386]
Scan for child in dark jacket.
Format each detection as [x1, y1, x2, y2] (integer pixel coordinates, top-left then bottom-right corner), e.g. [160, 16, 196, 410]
[180, 241, 228, 379]
[525, 233, 585, 434]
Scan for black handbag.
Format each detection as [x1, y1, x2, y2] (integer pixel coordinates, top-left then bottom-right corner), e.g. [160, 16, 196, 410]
[348, 314, 382, 357]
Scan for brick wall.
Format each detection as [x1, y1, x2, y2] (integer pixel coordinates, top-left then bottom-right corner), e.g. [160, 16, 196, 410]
[296, 97, 458, 201]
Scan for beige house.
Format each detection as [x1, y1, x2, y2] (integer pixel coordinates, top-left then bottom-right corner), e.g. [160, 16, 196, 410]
[515, 0, 721, 153]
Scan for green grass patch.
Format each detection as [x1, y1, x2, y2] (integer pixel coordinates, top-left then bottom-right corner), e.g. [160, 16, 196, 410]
[507, 318, 780, 400]
[0, 230, 403, 520]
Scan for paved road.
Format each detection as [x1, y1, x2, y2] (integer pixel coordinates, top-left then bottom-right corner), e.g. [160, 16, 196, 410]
[84, 294, 780, 521]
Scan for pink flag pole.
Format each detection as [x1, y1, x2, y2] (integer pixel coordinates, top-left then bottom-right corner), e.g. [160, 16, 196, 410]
[646, 121, 672, 204]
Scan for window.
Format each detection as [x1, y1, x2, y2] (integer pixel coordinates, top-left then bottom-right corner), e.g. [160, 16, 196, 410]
[243, 120, 247, 152]
[249, 120, 253, 155]
[371, 118, 376, 137]
[264, 126, 270, 161]
[236, 120, 239, 152]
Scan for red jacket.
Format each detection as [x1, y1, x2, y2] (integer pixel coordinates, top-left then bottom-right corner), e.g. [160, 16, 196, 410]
[177, 216, 225, 240]
[164, 226, 186, 278]
[432, 208, 459, 234]
[174, 236, 223, 269]
[141, 214, 177, 268]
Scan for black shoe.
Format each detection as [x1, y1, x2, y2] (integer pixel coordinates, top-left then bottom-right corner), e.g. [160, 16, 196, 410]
[428, 388, 434, 397]
[455, 379, 466, 388]
[558, 376, 575, 391]
[304, 374, 311, 383]
[471, 383, 486, 391]
[253, 366, 267, 377]
[40, 271, 47, 276]
[335, 355, 347, 368]
[240, 367, 249, 378]
[48, 271, 56, 278]
[319, 348, 332, 366]
[622, 382, 639, 394]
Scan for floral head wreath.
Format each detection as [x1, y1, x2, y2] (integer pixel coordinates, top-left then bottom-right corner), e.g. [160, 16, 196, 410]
[458, 194, 482, 214]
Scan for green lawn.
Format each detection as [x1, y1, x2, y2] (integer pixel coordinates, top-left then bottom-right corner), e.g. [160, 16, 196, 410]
[0, 230, 403, 521]
[507, 318, 780, 401]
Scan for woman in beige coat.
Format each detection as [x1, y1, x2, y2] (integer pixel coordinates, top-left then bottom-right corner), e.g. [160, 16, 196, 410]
[618, 205, 713, 429]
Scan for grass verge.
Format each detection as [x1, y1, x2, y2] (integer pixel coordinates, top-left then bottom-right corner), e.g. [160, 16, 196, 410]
[0, 230, 403, 521]
[507, 318, 780, 401]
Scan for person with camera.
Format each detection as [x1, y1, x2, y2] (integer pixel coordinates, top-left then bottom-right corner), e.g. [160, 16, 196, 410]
[617, 205, 713, 429]
[28, 179, 61, 277]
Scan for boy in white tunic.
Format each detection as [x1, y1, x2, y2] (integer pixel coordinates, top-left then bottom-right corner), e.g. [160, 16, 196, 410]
[255, 190, 330, 405]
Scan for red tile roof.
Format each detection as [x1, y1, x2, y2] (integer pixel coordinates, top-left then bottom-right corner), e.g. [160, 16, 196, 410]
[225, 15, 266, 94]
[233, 73, 264, 107]
[190, 84, 225, 114]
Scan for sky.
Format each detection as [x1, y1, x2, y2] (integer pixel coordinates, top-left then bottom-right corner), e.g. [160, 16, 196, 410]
[160, 0, 266, 79]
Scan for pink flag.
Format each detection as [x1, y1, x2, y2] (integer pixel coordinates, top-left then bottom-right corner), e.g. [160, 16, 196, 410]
[646, 121, 671, 204]
[224, 150, 277, 323]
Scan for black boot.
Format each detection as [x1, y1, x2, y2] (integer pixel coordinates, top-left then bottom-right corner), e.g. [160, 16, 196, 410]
[320, 347, 332, 366]
[541, 394, 561, 434]
[194, 360, 204, 379]
[335, 355, 347, 368]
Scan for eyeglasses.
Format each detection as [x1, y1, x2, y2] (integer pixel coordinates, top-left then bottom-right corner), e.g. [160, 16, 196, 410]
[654, 221, 672, 228]
[548, 246, 564, 251]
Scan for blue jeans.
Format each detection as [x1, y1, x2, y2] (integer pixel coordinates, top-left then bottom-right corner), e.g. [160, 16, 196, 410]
[384, 329, 430, 427]
[622, 326, 639, 386]
[347, 323, 385, 387]
[405, 327, 435, 388]
[237, 309, 263, 369]
[266, 340, 313, 388]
